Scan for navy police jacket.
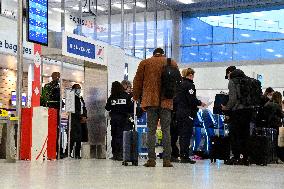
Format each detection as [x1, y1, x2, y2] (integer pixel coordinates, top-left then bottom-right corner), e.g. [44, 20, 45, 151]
[105, 92, 133, 117]
[175, 78, 202, 120]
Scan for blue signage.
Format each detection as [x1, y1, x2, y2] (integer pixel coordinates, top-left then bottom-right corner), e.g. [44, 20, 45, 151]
[27, 0, 48, 46]
[11, 91, 27, 106]
[67, 37, 96, 60]
[137, 113, 147, 125]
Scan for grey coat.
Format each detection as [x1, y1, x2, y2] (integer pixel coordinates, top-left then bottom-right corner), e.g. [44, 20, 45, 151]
[225, 69, 250, 111]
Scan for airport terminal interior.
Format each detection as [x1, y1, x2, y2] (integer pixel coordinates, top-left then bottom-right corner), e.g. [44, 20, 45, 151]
[0, 0, 284, 188]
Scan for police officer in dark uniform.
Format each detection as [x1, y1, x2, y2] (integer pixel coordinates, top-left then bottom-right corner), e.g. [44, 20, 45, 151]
[105, 81, 133, 161]
[175, 68, 206, 163]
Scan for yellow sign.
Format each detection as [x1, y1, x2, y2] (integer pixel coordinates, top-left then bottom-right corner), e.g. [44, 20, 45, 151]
[0, 109, 8, 117]
[10, 117, 19, 121]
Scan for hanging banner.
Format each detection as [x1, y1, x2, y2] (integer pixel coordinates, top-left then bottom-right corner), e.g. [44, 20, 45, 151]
[62, 32, 106, 66]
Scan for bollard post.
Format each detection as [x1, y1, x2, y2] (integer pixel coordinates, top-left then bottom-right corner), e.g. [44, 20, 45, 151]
[6, 119, 17, 163]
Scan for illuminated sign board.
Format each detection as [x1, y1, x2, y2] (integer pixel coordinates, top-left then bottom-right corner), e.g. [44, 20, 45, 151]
[27, 0, 48, 46]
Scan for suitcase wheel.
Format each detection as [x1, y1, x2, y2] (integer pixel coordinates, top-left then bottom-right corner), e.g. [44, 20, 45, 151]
[122, 161, 128, 166]
[132, 161, 138, 166]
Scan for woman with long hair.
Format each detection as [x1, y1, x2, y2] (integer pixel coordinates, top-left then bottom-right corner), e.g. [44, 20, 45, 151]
[105, 81, 133, 160]
[264, 91, 284, 129]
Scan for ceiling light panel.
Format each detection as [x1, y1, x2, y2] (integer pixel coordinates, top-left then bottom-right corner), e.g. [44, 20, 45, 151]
[177, 0, 194, 4]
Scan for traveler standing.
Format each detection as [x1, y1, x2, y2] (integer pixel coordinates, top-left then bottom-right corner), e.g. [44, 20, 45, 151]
[175, 68, 206, 163]
[133, 48, 179, 167]
[42, 72, 63, 158]
[261, 87, 275, 106]
[105, 81, 133, 161]
[222, 67, 252, 165]
[171, 68, 188, 162]
[264, 91, 284, 129]
[70, 84, 87, 159]
[256, 87, 275, 128]
[121, 80, 133, 95]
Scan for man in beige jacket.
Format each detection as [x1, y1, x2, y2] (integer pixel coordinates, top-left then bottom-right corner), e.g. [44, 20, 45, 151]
[133, 48, 178, 167]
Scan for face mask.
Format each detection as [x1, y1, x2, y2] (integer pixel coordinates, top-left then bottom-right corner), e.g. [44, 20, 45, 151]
[75, 89, 81, 96]
[267, 95, 272, 100]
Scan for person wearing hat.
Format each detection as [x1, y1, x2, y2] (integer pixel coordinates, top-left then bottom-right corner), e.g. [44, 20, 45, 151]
[222, 67, 252, 165]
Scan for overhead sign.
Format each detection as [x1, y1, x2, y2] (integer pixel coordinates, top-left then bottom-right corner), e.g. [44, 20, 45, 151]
[27, 0, 48, 46]
[67, 36, 96, 60]
[62, 33, 106, 66]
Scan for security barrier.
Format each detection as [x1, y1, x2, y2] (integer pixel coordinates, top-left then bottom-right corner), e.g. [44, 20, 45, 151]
[0, 117, 18, 163]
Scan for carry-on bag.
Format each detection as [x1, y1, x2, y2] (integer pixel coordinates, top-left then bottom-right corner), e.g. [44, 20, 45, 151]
[122, 102, 139, 166]
[278, 126, 284, 162]
[209, 114, 230, 163]
[248, 127, 278, 165]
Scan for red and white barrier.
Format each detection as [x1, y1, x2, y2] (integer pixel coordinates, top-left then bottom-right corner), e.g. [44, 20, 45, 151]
[20, 107, 57, 161]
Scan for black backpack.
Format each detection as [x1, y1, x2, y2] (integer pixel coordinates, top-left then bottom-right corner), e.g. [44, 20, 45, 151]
[233, 77, 262, 107]
[161, 58, 182, 99]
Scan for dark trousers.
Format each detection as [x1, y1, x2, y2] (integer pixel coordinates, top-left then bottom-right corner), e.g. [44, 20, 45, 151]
[70, 140, 81, 158]
[177, 117, 194, 159]
[110, 115, 128, 158]
[229, 109, 252, 160]
[170, 113, 179, 158]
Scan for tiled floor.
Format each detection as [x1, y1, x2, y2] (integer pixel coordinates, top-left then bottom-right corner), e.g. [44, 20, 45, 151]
[0, 159, 283, 189]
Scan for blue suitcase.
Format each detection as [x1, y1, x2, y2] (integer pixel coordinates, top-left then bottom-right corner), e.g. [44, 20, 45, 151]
[122, 102, 139, 166]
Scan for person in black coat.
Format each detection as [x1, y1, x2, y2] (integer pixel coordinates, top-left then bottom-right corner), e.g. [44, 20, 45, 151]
[105, 81, 133, 161]
[70, 84, 87, 159]
[264, 91, 283, 129]
[175, 68, 206, 163]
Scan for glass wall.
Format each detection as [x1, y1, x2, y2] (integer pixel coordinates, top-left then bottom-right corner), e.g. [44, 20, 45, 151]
[0, 0, 172, 59]
[181, 8, 284, 63]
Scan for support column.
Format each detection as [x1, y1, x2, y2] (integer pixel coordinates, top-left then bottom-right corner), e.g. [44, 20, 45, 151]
[16, 0, 24, 160]
[172, 11, 181, 62]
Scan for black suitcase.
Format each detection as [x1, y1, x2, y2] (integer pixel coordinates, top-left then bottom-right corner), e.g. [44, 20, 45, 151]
[209, 136, 230, 163]
[209, 114, 230, 163]
[248, 128, 278, 165]
[122, 102, 139, 166]
[213, 94, 229, 115]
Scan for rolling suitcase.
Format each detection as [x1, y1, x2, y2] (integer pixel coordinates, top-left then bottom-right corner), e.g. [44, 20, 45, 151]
[122, 102, 139, 166]
[278, 126, 284, 162]
[209, 114, 230, 163]
[248, 127, 278, 165]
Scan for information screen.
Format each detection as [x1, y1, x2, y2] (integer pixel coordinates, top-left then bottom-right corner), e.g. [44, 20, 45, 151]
[27, 0, 48, 46]
[11, 91, 27, 106]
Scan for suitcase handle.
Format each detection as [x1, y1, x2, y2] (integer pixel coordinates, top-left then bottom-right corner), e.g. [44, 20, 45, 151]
[133, 101, 138, 131]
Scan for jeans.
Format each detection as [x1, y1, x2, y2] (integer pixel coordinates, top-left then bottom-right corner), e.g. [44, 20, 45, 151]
[146, 107, 172, 160]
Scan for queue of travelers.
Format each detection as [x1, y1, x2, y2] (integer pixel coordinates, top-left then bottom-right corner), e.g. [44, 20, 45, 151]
[104, 47, 284, 167]
[44, 48, 283, 165]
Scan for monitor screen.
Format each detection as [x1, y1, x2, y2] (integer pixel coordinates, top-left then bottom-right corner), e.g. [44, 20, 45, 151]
[11, 91, 27, 106]
[27, 0, 48, 46]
